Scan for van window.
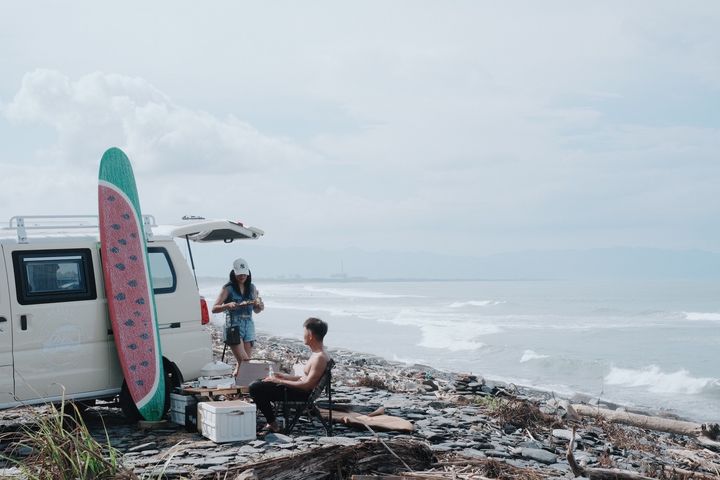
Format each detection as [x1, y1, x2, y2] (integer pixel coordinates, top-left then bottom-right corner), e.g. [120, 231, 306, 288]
[13, 249, 97, 305]
[148, 247, 176, 294]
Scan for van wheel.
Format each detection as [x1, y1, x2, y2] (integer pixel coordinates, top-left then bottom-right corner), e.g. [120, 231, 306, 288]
[119, 358, 183, 422]
[162, 357, 183, 418]
[163, 357, 184, 389]
[119, 380, 142, 422]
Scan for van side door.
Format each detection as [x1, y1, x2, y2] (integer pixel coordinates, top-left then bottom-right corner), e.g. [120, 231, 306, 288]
[0, 244, 15, 405]
[6, 246, 115, 402]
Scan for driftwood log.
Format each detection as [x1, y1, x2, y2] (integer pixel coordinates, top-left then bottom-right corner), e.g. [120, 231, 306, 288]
[211, 438, 433, 480]
[572, 404, 720, 450]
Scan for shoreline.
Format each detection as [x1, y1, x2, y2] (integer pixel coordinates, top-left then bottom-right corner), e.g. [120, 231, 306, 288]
[1, 330, 718, 478]
[248, 331, 701, 423]
[202, 277, 720, 426]
[247, 327, 715, 425]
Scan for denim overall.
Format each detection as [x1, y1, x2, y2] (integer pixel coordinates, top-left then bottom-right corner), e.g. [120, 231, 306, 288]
[223, 283, 256, 344]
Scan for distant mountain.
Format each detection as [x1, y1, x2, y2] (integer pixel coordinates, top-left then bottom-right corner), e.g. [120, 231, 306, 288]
[183, 243, 720, 280]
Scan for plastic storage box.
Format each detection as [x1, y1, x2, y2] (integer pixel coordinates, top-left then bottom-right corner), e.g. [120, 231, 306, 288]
[169, 393, 197, 426]
[198, 400, 256, 442]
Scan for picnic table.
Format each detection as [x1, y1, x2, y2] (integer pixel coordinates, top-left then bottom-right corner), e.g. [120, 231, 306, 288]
[181, 385, 249, 401]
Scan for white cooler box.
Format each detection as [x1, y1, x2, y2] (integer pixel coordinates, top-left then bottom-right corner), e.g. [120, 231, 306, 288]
[198, 400, 256, 442]
[169, 393, 197, 426]
[235, 360, 278, 387]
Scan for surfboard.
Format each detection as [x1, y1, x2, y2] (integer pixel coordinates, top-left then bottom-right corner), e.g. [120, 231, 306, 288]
[98, 147, 165, 421]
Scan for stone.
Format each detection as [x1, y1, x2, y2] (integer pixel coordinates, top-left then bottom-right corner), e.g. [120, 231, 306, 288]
[430, 444, 453, 452]
[463, 448, 490, 460]
[264, 433, 293, 444]
[473, 442, 495, 450]
[195, 456, 232, 467]
[521, 448, 557, 465]
[318, 436, 359, 446]
[518, 440, 544, 450]
[484, 450, 511, 459]
[405, 413, 427, 420]
[552, 429, 576, 442]
[573, 451, 597, 465]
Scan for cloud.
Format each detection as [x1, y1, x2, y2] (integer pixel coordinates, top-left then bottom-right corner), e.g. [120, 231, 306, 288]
[1, 2, 719, 255]
[3, 69, 317, 173]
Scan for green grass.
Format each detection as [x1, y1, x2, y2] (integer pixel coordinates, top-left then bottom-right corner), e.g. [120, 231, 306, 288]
[2, 400, 134, 480]
[472, 394, 505, 412]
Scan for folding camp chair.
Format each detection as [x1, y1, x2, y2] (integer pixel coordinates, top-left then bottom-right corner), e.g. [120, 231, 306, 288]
[280, 358, 335, 436]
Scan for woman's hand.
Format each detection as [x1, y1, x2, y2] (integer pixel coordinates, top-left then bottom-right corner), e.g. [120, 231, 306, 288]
[253, 296, 265, 313]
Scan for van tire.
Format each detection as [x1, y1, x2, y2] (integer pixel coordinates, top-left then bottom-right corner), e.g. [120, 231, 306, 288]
[119, 381, 142, 422]
[164, 357, 184, 389]
[118, 358, 183, 422]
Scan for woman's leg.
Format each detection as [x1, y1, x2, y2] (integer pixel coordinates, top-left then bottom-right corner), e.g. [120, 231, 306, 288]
[242, 341, 253, 362]
[230, 341, 247, 376]
[241, 319, 256, 362]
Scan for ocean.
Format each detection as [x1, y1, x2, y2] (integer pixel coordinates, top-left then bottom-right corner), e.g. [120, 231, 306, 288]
[200, 278, 720, 423]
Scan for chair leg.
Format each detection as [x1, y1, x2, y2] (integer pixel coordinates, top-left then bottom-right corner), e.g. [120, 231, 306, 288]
[327, 381, 333, 437]
[284, 405, 306, 434]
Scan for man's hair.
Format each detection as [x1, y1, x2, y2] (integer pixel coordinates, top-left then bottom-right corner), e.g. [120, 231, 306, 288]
[303, 317, 328, 340]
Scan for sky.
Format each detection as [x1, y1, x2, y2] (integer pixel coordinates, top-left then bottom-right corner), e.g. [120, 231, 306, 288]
[1, 1, 719, 263]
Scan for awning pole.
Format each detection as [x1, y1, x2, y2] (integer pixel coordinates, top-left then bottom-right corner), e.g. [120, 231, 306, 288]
[185, 235, 199, 288]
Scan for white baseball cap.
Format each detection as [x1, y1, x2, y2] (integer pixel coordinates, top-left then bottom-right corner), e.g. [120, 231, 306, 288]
[233, 257, 250, 276]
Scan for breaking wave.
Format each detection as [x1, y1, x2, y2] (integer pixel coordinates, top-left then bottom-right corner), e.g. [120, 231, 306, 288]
[449, 300, 505, 308]
[302, 285, 422, 299]
[605, 365, 719, 395]
[519, 350, 550, 363]
[682, 312, 720, 322]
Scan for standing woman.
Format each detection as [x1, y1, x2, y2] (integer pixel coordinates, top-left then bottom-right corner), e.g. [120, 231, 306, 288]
[212, 258, 264, 375]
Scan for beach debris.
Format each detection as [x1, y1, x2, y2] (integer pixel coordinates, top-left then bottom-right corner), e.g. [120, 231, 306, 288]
[220, 437, 433, 480]
[3, 332, 720, 479]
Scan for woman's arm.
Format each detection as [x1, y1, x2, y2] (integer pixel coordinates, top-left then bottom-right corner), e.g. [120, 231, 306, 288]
[252, 287, 264, 313]
[211, 288, 233, 314]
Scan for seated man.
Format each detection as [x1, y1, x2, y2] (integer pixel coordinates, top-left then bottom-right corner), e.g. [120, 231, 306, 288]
[249, 317, 330, 432]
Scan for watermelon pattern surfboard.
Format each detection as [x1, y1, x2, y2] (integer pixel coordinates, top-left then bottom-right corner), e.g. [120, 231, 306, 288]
[98, 147, 165, 421]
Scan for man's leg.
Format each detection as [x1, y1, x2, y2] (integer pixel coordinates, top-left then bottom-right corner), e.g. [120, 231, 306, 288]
[249, 381, 283, 424]
[249, 381, 310, 428]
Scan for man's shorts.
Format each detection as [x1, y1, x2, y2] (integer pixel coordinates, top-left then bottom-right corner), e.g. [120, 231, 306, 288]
[224, 316, 256, 345]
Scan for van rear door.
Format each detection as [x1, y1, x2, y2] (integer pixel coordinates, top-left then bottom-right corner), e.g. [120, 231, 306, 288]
[168, 219, 264, 243]
[0, 244, 15, 405]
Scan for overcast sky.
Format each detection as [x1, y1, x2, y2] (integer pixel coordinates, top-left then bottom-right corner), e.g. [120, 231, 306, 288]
[1, 1, 718, 258]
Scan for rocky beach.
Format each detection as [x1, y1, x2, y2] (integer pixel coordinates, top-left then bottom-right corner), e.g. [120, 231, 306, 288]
[1, 329, 719, 479]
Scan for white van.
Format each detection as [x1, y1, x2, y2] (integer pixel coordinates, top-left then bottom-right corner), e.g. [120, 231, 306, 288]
[0, 215, 262, 417]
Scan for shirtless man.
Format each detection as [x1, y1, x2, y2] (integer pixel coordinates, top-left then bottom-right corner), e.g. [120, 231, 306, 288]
[249, 317, 330, 433]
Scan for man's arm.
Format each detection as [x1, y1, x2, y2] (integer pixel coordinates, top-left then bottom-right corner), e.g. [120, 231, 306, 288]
[270, 356, 327, 391]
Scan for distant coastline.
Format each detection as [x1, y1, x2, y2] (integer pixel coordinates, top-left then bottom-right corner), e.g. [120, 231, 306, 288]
[198, 275, 557, 284]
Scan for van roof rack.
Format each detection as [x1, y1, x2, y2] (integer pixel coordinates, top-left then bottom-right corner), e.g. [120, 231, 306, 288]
[7, 215, 157, 244]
